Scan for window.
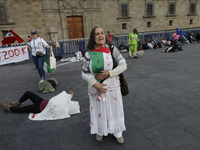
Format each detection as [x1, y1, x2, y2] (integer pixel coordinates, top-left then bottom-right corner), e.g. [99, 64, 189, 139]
[169, 3, 176, 15]
[121, 4, 127, 17]
[119, 3, 129, 18]
[147, 4, 153, 16]
[0, 6, 7, 22]
[190, 2, 196, 14]
[145, 2, 154, 17]
[190, 19, 193, 24]
[2, 30, 8, 37]
[169, 20, 173, 26]
[122, 23, 127, 30]
[166, 2, 176, 17]
[147, 22, 151, 28]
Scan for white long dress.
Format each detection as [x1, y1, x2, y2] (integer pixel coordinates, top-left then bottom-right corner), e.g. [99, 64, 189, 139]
[82, 45, 126, 137]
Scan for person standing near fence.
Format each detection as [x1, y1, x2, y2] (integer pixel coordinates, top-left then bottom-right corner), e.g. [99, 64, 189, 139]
[27, 30, 52, 82]
[107, 31, 116, 42]
[82, 27, 127, 144]
[129, 29, 139, 58]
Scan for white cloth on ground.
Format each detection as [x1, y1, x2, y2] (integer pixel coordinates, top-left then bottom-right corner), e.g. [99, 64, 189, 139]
[28, 91, 81, 121]
[60, 57, 84, 62]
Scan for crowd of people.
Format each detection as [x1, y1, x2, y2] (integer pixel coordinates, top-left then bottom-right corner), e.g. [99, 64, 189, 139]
[117, 30, 200, 54]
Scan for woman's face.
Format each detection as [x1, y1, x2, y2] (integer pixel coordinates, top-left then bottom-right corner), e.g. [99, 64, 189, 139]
[32, 34, 38, 39]
[95, 28, 106, 48]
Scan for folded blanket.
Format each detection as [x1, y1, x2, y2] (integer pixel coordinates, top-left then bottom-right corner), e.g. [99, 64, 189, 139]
[28, 91, 81, 121]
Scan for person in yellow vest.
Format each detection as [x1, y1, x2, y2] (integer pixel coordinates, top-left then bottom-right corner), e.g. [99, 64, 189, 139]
[129, 29, 139, 58]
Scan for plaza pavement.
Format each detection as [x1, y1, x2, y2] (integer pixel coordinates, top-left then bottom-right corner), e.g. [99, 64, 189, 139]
[0, 43, 200, 150]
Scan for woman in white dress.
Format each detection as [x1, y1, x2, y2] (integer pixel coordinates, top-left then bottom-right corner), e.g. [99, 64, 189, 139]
[82, 27, 127, 144]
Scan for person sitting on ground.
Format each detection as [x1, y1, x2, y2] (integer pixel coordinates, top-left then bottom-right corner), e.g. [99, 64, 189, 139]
[163, 40, 182, 53]
[177, 37, 183, 46]
[0, 91, 74, 113]
[151, 39, 159, 49]
[147, 39, 154, 49]
[141, 39, 148, 50]
[189, 33, 196, 43]
[196, 32, 200, 43]
[118, 42, 127, 52]
[161, 38, 170, 47]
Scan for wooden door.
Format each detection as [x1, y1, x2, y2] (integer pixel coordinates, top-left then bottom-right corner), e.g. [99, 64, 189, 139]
[67, 16, 84, 39]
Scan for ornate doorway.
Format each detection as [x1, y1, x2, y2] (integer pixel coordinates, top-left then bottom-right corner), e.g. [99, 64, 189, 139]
[67, 16, 84, 39]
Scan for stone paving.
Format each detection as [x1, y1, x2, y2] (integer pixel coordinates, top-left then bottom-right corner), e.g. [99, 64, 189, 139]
[0, 43, 200, 150]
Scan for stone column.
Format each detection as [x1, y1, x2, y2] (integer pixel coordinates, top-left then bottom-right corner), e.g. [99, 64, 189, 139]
[48, 27, 58, 42]
[59, 0, 68, 39]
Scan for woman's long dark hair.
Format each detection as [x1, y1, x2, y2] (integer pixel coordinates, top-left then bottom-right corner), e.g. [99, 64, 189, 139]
[87, 27, 113, 51]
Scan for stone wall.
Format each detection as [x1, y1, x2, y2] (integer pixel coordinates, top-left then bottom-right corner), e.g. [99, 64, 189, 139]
[0, 0, 48, 43]
[100, 0, 200, 35]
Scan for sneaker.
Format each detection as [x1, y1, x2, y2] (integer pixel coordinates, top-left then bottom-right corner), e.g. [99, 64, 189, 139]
[96, 135, 103, 142]
[116, 136, 124, 144]
[39, 79, 44, 83]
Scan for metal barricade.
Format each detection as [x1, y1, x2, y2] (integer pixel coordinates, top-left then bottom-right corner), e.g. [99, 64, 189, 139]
[2, 28, 200, 57]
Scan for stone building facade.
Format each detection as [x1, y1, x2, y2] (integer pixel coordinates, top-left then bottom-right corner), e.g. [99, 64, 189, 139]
[0, 0, 199, 42]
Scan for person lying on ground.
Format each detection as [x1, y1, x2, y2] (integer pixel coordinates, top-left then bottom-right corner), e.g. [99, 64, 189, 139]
[0, 91, 74, 113]
[163, 41, 182, 53]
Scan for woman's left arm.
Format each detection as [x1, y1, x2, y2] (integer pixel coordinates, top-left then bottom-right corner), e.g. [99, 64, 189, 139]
[46, 45, 53, 49]
[41, 38, 53, 49]
[109, 46, 127, 77]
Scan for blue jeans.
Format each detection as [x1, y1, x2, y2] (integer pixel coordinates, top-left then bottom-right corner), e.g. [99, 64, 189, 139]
[32, 55, 46, 80]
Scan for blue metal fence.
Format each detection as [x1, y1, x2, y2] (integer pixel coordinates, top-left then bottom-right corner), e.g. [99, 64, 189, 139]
[2, 28, 200, 57]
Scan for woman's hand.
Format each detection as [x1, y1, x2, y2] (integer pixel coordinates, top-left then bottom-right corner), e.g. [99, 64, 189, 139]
[27, 45, 32, 51]
[96, 70, 110, 81]
[46, 45, 53, 49]
[93, 83, 107, 94]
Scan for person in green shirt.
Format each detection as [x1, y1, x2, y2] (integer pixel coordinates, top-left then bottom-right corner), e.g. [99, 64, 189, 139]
[129, 29, 139, 58]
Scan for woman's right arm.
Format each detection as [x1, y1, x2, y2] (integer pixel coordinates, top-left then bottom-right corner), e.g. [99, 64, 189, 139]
[82, 52, 109, 94]
[81, 52, 97, 86]
[27, 44, 32, 51]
